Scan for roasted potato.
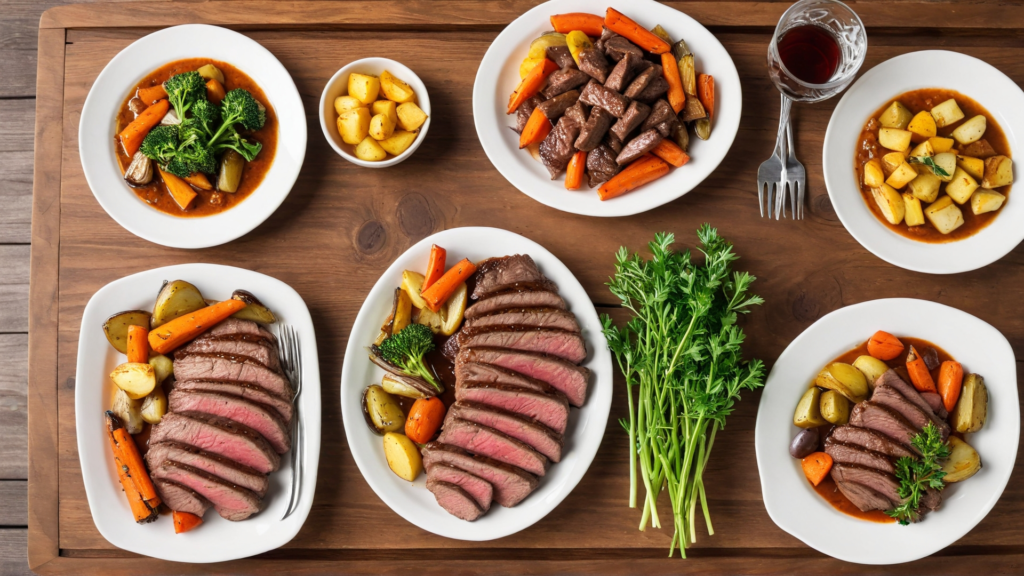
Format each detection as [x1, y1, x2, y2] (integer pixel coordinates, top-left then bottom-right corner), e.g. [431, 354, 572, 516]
[369, 113, 396, 141]
[928, 136, 955, 153]
[196, 64, 225, 84]
[381, 373, 427, 400]
[348, 73, 380, 105]
[152, 280, 205, 328]
[140, 385, 167, 425]
[111, 389, 144, 434]
[881, 151, 908, 176]
[111, 362, 157, 400]
[815, 362, 869, 403]
[364, 385, 405, 434]
[383, 432, 422, 481]
[378, 130, 418, 156]
[951, 115, 986, 145]
[355, 136, 387, 161]
[392, 288, 413, 334]
[942, 436, 981, 483]
[396, 102, 428, 132]
[903, 192, 925, 226]
[148, 354, 174, 385]
[931, 152, 958, 182]
[379, 70, 416, 103]
[863, 159, 885, 187]
[957, 155, 985, 180]
[952, 373, 987, 433]
[982, 155, 1013, 189]
[338, 107, 371, 145]
[945, 167, 980, 204]
[961, 139, 997, 159]
[790, 428, 820, 459]
[103, 310, 152, 354]
[879, 101, 913, 129]
[853, 355, 888, 387]
[217, 149, 244, 193]
[885, 162, 917, 189]
[909, 140, 934, 158]
[924, 196, 964, 234]
[871, 183, 906, 225]
[417, 282, 467, 336]
[908, 173, 941, 203]
[907, 111, 937, 139]
[371, 100, 398, 125]
[230, 290, 277, 324]
[930, 98, 965, 128]
[794, 387, 828, 428]
[820, 390, 851, 425]
[334, 95, 363, 115]
[879, 128, 912, 152]
[400, 271, 429, 309]
[970, 189, 1006, 215]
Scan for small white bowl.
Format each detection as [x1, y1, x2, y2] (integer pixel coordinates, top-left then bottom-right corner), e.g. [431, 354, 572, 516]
[319, 57, 431, 168]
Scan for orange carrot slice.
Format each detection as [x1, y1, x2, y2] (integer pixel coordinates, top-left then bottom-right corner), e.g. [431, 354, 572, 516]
[157, 168, 199, 211]
[421, 258, 477, 312]
[126, 325, 149, 364]
[906, 345, 937, 393]
[550, 13, 605, 36]
[422, 244, 447, 291]
[604, 8, 671, 54]
[173, 511, 204, 534]
[508, 59, 559, 114]
[698, 74, 715, 120]
[119, 99, 169, 156]
[937, 361, 964, 412]
[801, 452, 833, 486]
[598, 154, 670, 201]
[405, 397, 446, 444]
[867, 331, 904, 361]
[565, 150, 587, 190]
[148, 299, 247, 354]
[519, 107, 553, 149]
[137, 84, 168, 105]
[661, 53, 686, 113]
[651, 139, 690, 168]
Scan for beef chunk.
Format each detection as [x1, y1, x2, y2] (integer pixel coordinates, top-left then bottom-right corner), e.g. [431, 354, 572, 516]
[624, 65, 661, 99]
[541, 68, 590, 99]
[610, 100, 651, 142]
[564, 101, 588, 126]
[577, 48, 610, 84]
[575, 106, 614, 152]
[635, 76, 669, 103]
[604, 52, 641, 92]
[513, 95, 543, 134]
[578, 81, 629, 117]
[539, 114, 582, 178]
[536, 90, 580, 121]
[642, 99, 676, 132]
[616, 129, 665, 165]
[604, 36, 644, 62]
[545, 45, 577, 69]
[605, 132, 623, 154]
[586, 145, 621, 187]
[594, 26, 619, 52]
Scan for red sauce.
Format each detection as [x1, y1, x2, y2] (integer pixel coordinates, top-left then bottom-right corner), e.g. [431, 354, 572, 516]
[778, 25, 841, 84]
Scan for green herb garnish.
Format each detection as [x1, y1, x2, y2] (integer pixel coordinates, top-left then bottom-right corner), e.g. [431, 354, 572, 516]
[908, 156, 950, 179]
[886, 422, 950, 525]
[601, 225, 765, 557]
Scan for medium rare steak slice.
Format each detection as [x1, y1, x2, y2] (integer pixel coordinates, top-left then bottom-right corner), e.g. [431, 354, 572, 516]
[154, 478, 211, 517]
[465, 290, 566, 319]
[455, 381, 569, 435]
[151, 412, 280, 473]
[823, 437, 895, 474]
[610, 101, 652, 142]
[616, 129, 664, 165]
[146, 441, 269, 496]
[472, 255, 557, 299]
[449, 401, 563, 462]
[575, 106, 614, 152]
[168, 389, 291, 454]
[827, 426, 915, 459]
[439, 417, 550, 476]
[456, 329, 586, 364]
[832, 474, 896, 512]
[514, 94, 544, 134]
[537, 90, 581, 121]
[875, 370, 949, 425]
[457, 347, 590, 407]
[426, 479, 484, 521]
[546, 45, 577, 70]
[849, 402, 921, 453]
[578, 81, 629, 118]
[173, 353, 293, 399]
[830, 463, 903, 508]
[586, 144, 622, 187]
[153, 461, 262, 521]
[179, 335, 279, 371]
[426, 463, 493, 510]
[421, 442, 538, 508]
[872, 385, 950, 439]
[173, 379, 293, 423]
[577, 48, 610, 83]
[455, 361, 559, 395]
[463, 307, 580, 333]
[921, 392, 947, 418]
[540, 114, 583, 178]
[208, 318, 275, 342]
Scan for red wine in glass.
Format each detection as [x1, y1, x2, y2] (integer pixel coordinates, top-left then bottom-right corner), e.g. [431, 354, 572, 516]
[777, 25, 841, 84]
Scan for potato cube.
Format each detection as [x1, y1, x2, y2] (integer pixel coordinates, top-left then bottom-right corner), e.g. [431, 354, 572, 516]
[932, 152, 957, 182]
[908, 111, 937, 140]
[348, 73, 381, 105]
[355, 136, 387, 161]
[908, 173, 941, 203]
[369, 113, 395, 141]
[863, 158, 885, 187]
[971, 189, 1006, 215]
[982, 155, 1013, 189]
[878, 101, 913, 129]
[337, 107, 371, 145]
[371, 100, 398, 125]
[928, 137, 955, 154]
[378, 130, 418, 156]
[396, 102, 428, 132]
[930, 98, 965, 128]
[872, 183, 905, 225]
[886, 162, 918, 189]
[909, 140, 934, 158]
[380, 70, 416, 103]
[903, 192, 925, 226]
[925, 195, 964, 234]
[879, 128, 912, 152]
[961, 139, 998, 159]
[945, 167, 979, 204]
[881, 151, 908, 176]
[951, 115, 986, 145]
[334, 95, 363, 115]
[957, 156, 985, 180]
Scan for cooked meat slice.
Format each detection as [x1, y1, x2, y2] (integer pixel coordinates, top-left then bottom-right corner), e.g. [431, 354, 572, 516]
[872, 384, 950, 439]
[463, 307, 580, 333]
[594, 26, 619, 52]
[827, 426, 915, 459]
[154, 479, 211, 517]
[180, 334, 279, 371]
[152, 461, 262, 521]
[457, 329, 586, 364]
[586, 144, 622, 187]
[539, 114, 583, 179]
[635, 76, 669, 103]
[541, 68, 590, 99]
[830, 463, 903, 507]
[575, 106, 614, 152]
[457, 347, 590, 407]
[604, 51, 640, 92]
[536, 90, 581, 121]
[610, 100, 651, 142]
[624, 65, 660, 99]
[173, 353, 293, 400]
[439, 417, 549, 476]
[546, 45, 577, 69]
[146, 441, 269, 496]
[921, 487, 942, 511]
[456, 361, 561, 394]
[514, 94, 544, 134]
[565, 101, 588, 126]
[578, 81, 630, 118]
[832, 474, 897, 512]
[604, 36, 644, 62]
[168, 389, 291, 454]
[876, 370, 949, 423]
[849, 402, 921, 453]
[173, 379, 293, 423]
[421, 442, 538, 508]
[465, 290, 566, 318]
[455, 381, 570, 435]
[208, 318, 275, 342]
[642, 99, 676, 132]
[604, 131, 624, 154]
[426, 463, 493, 510]
[150, 412, 280, 473]
[823, 437, 895, 474]
[920, 392, 948, 418]
[616, 129, 665, 165]
[449, 401, 563, 462]
[471, 255, 557, 299]
[577, 48, 610, 83]
[426, 479, 484, 521]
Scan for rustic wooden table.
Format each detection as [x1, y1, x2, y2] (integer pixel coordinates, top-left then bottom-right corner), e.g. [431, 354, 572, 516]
[6, 0, 1024, 573]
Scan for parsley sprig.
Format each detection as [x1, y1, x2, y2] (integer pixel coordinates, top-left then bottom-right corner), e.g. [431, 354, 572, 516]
[886, 422, 950, 525]
[908, 156, 951, 178]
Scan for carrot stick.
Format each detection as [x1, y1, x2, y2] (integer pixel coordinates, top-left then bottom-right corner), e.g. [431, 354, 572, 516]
[519, 107, 553, 149]
[604, 8, 671, 54]
[107, 412, 160, 507]
[508, 58, 559, 114]
[661, 53, 686, 113]
[937, 361, 964, 412]
[126, 325, 149, 364]
[205, 78, 226, 105]
[698, 74, 715, 121]
[906, 345, 937, 393]
[184, 172, 214, 190]
[421, 258, 477, 312]
[422, 244, 447, 291]
[801, 452, 833, 486]
[867, 330, 904, 361]
[405, 397, 446, 444]
[598, 154, 670, 201]
[119, 99, 169, 156]
[173, 511, 204, 534]
[651, 139, 690, 168]
[157, 168, 198, 211]
[106, 412, 158, 523]
[565, 150, 586, 190]
[148, 299, 247, 354]
[137, 84, 168, 105]
[550, 13, 605, 36]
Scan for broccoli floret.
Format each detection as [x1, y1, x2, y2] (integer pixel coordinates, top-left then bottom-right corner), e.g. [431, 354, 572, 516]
[139, 125, 179, 164]
[163, 71, 207, 119]
[378, 324, 440, 391]
[190, 99, 221, 138]
[220, 89, 266, 131]
[215, 132, 263, 162]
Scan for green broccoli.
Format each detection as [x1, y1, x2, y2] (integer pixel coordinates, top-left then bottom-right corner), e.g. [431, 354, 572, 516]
[378, 324, 441, 391]
[208, 88, 266, 161]
[139, 125, 179, 165]
[189, 99, 221, 138]
[163, 71, 207, 120]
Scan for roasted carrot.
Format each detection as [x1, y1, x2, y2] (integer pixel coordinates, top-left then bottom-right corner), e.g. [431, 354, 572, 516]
[598, 154, 670, 201]
[119, 99, 169, 156]
[405, 397, 447, 444]
[937, 361, 964, 412]
[422, 244, 447, 291]
[519, 107, 553, 149]
[126, 325, 149, 364]
[106, 412, 158, 523]
[565, 151, 587, 190]
[661, 52, 686, 113]
[148, 299, 247, 354]
[550, 13, 605, 36]
[651, 139, 690, 168]
[157, 168, 198, 211]
[867, 330, 904, 361]
[604, 8, 671, 54]
[173, 511, 204, 534]
[137, 84, 168, 105]
[801, 452, 833, 487]
[184, 172, 214, 190]
[698, 74, 715, 121]
[107, 412, 160, 507]
[906, 345, 937, 393]
[206, 78, 226, 104]
[508, 58, 559, 114]
[421, 258, 477, 312]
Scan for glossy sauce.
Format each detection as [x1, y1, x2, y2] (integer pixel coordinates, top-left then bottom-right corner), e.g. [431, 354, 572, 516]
[115, 58, 278, 217]
[854, 88, 1011, 243]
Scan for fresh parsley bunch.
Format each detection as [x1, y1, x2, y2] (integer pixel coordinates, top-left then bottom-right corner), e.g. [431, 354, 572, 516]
[887, 423, 950, 525]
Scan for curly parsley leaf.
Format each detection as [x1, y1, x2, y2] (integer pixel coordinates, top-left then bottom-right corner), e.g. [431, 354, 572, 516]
[886, 423, 950, 525]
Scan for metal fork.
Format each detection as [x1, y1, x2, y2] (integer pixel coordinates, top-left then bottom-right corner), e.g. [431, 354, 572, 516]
[278, 325, 303, 520]
[758, 94, 793, 218]
[781, 120, 807, 219]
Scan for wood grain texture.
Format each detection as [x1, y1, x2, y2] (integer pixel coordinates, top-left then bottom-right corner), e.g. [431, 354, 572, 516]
[0, 99, 34, 243]
[0, 246, 29, 334]
[0, 529, 30, 576]
[0, 482, 28, 527]
[0, 335, 27, 480]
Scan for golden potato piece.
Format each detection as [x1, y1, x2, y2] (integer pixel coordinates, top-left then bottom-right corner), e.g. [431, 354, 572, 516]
[815, 362, 868, 403]
[380, 70, 416, 103]
[971, 189, 1006, 215]
[885, 162, 917, 189]
[878, 101, 913, 129]
[879, 128, 912, 152]
[820, 390, 851, 425]
[355, 136, 387, 161]
[369, 113, 396, 141]
[908, 173, 941, 203]
[853, 355, 888, 387]
[348, 73, 380, 104]
[400, 270, 429, 309]
[945, 167, 979, 204]
[903, 192, 925, 226]
[952, 373, 987, 433]
[111, 389, 144, 434]
[930, 98, 965, 128]
[334, 95, 363, 115]
[863, 158, 884, 188]
[942, 436, 981, 483]
[338, 107, 371, 145]
[396, 102, 428, 132]
[951, 115, 986, 145]
[152, 280, 206, 329]
[196, 64, 225, 84]
[365, 385, 405, 434]
[140, 386, 167, 425]
[148, 354, 174, 385]
[110, 362, 157, 400]
[103, 310, 152, 354]
[907, 111, 937, 139]
[379, 130, 418, 156]
[793, 387, 827, 429]
[957, 155, 985, 180]
[871, 183, 905, 225]
[982, 155, 1013, 189]
[384, 432, 423, 481]
[924, 195, 964, 235]
[371, 100, 398, 125]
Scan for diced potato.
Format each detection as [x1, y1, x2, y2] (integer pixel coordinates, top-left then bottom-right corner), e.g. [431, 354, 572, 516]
[903, 192, 925, 226]
[908, 173, 941, 203]
[355, 136, 387, 161]
[952, 373, 987, 433]
[383, 432, 422, 481]
[152, 280, 205, 329]
[932, 152, 957, 182]
[815, 362, 869, 403]
[140, 385, 167, 425]
[371, 100, 398, 125]
[957, 156, 985, 180]
[863, 158, 885, 187]
[928, 136, 955, 153]
[338, 107, 371, 145]
[110, 362, 157, 400]
[879, 128, 912, 152]
[820, 390, 851, 425]
[380, 70, 416, 103]
[148, 354, 173, 385]
[111, 389, 144, 434]
[871, 183, 906, 225]
[951, 115, 986, 145]
[102, 310, 152, 354]
[400, 270, 429, 309]
[971, 189, 1006, 215]
[565, 30, 593, 66]
[945, 167, 979, 204]
[941, 436, 981, 483]
[379, 130, 418, 156]
[196, 64, 225, 84]
[909, 140, 934, 158]
[961, 139, 998, 159]
[348, 73, 381, 105]
[794, 387, 827, 429]
[881, 151, 908, 176]
[369, 113, 395, 141]
[885, 162, 918, 189]
[878, 101, 913, 129]
[908, 111, 937, 139]
[396, 102, 428, 132]
[924, 195, 964, 234]
[334, 96, 363, 116]
[853, 355, 888, 387]
[930, 98, 965, 128]
[982, 155, 1013, 189]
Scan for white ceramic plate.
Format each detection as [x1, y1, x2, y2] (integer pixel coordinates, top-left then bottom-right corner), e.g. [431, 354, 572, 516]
[472, 0, 741, 217]
[75, 264, 321, 563]
[340, 227, 613, 540]
[79, 24, 307, 249]
[823, 51, 1024, 274]
[755, 298, 1019, 564]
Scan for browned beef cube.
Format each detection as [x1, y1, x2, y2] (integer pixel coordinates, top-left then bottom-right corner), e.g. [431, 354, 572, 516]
[642, 99, 676, 132]
[539, 114, 582, 178]
[565, 101, 588, 127]
[604, 36, 644, 62]
[575, 107, 614, 152]
[513, 95, 544, 134]
[536, 90, 580, 121]
[635, 76, 669, 103]
[604, 52, 641, 92]
[624, 66, 659, 99]
[541, 68, 590, 99]
[616, 129, 665, 165]
[605, 132, 623, 154]
[577, 48, 610, 84]
[578, 81, 629, 118]
[586, 144, 622, 187]
[610, 100, 651, 142]
[594, 27, 619, 52]
[546, 45, 577, 69]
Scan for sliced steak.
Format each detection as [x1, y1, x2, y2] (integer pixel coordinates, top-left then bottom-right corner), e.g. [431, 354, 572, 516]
[463, 307, 580, 333]
[179, 334, 279, 371]
[457, 347, 589, 407]
[641, 99, 676, 132]
[546, 45, 577, 70]
[541, 68, 590, 99]
[152, 461, 262, 521]
[173, 353, 292, 400]
[514, 94, 544, 134]
[455, 361, 557, 394]
[154, 478, 211, 516]
[575, 106, 614, 152]
[872, 385, 950, 439]
[457, 329, 586, 364]
[449, 401, 562, 462]
[207, 318, 275, 342]
[426, 463, 493, 510]
[577, 48, 610, 83]
[536, 90, 580, 121]
[151, 412, 280, 473]
[421, 442, 538, 508]
[635, 76, 669, 103]
[827, 426, 915, 459]
[465, 290, 566, 318]
[168, 389, 291, 454]
[173, 379, 292, 423]
[539, 114, 582, 178]
[920, 392, 948, 418]
[610, 100, 651, 142]
[439, 417, 549, 476]
[824, 437, 895, 475]
[830, 463, 903, 507]
[848, 402, 921, 453]
[832, 475, 896, 512]
[624, 65, 661, 99]
[146, 441, 269, 496]
[875, 370, 949, 425]
[586, 144, 622, 187]
[455, 381, 569, 435]
[616, 129, 664, 165]
[472, 255, 557, 299]
[578, 81, 629, 118]
[604, 36, 643, 62]
[426, 479, 484, 521]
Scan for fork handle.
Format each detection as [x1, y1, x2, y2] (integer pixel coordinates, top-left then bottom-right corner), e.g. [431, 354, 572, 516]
[774, 94, 793, 158]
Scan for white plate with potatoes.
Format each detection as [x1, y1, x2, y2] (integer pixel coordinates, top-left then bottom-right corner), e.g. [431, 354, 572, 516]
[823, 50, 1024, 274]
[319, 57, 431, 167]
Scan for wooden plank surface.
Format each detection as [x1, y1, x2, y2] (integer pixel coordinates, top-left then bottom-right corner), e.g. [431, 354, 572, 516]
[0, 482, 28, 527]
[0, 335, 28, 480]
[0, 100, 34, 243]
